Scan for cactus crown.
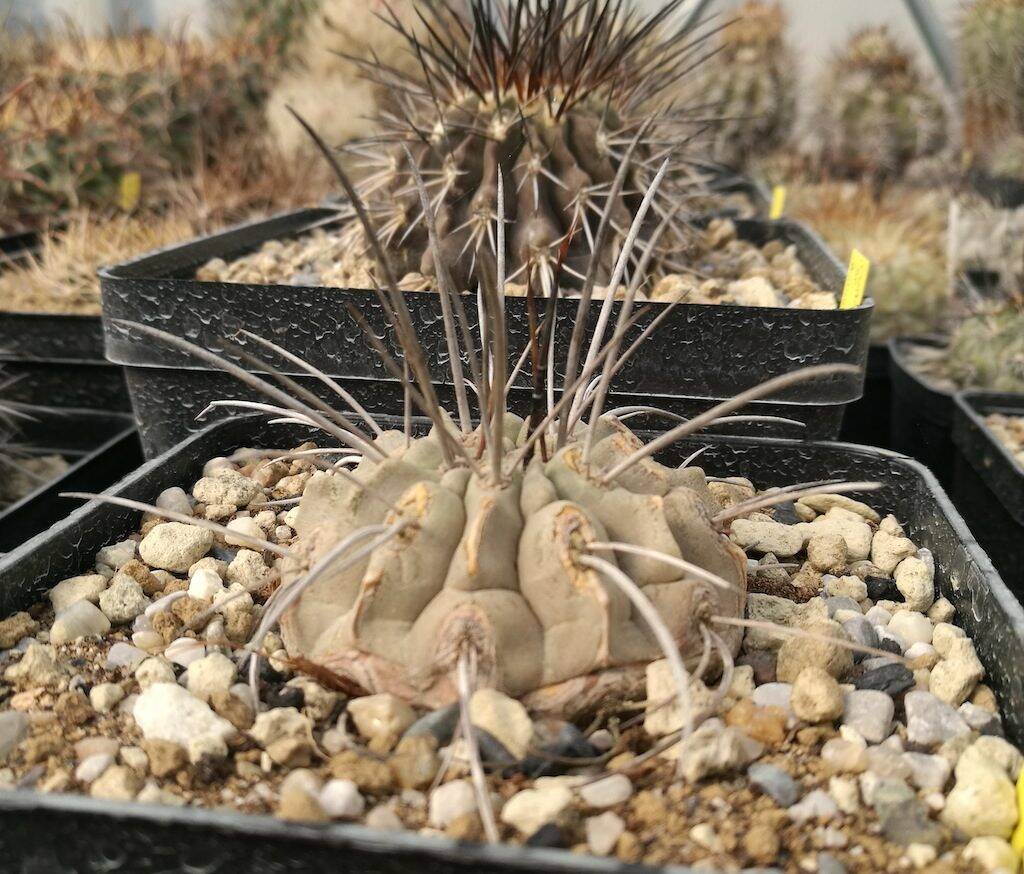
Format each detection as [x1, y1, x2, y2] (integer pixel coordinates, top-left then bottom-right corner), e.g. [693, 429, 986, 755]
[699, 0, 795, 168]
[948, 294, 1024, 392]
[960, 0, 1024, 152]
[335, 0, 719, 289]
[809, 25, 946, 187]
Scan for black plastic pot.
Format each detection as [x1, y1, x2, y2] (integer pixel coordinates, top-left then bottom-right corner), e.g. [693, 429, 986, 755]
[967, 168, 1024, 209]
[839, 342, 891, 448]
[0, 415, 1018, 872]
[888, 335, 955, 487]
[952, 391, 1024, 593]
[100, 208, 871, 457]
[0, 244, 131, 412]
[694, 162, 771, 216]
[0, 407, 141, 555]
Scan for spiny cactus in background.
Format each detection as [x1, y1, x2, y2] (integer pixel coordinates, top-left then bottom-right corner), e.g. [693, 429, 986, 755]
[960, 0, 1024, 159]
[986, 133, 1024, 179]
[325, 0, 719, 292]
[809, 26, 947, 190]
[787, 183, 949, 341]
[700, 0, 796, 169]
[215, 0, 321, 62]
[947, 301, 1024, 392]
[0, 28, 270, 233]
[265, 0, 427, 164]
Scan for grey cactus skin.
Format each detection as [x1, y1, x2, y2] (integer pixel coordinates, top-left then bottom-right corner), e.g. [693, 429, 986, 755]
[279, 416, 746, 718]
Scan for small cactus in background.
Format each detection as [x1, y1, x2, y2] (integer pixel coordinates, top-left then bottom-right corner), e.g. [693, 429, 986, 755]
[701, 0, 797, 169]
[324, 0, 719, 291]
[0, 211, 197, 316]
[986, 133, 1024, 180]
[214, 0, 321, 62]
[947, 303, 1024, 392]
[0, 28, 271, 233]
[787, 183, 949, 341]
[808, 26, 947, 189]
[960, 0, 1024, 160]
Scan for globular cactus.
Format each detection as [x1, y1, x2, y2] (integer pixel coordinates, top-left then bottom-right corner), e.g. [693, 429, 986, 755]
[700, 0, 796, 169]
[788, 183, 949, 341]
[808, 27, 947, 189]
[214, 0, 321, 62]
[947, 303, 1024, 392]
[0, 29, 270, 233]
[326, 0, 719, 292]
[987, 133, 1024, 179]
[960, 0, 1024, 158]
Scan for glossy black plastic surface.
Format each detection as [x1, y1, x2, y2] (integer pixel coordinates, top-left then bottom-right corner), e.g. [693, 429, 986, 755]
[952, 391, 1024, 592]
[100, 208, 871, 454]
[888, 336, 954, 487]
[0, 407, 141, 554]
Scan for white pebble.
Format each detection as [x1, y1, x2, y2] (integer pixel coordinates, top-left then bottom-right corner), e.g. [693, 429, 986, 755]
[50, 600, 111, 645]
[319, 779, 366, 820]
[156, 487, 193, 517]
[164, 638, 206, 667]
[428, 779, 477, 829]
[75, 753, 114, 784]
[579, 774, 632, 809]
[188, 569, 225, 601]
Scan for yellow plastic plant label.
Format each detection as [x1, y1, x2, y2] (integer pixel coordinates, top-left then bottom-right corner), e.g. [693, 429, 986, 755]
[119, 172, 142, 212]
[840, 249, 870, 310]
[1010, 769, 1024, 857]
[769, 185, 786, 220]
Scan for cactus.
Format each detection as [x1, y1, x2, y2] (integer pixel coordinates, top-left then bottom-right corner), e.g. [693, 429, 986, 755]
[809, 26, 947, 188]
[0, 29, 271, 233]
[320, 0, 721, 291]
[214, 0, 320, 62]
[987, 133, 1024, 179]
[701, 0, 797, 168]
[947, 303, 1024, 392]
[960, 0, 1024, 157]
[788, 182, 949, 341]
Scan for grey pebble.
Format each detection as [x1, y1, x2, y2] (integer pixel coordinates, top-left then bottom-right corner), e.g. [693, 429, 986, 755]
[748, 762, 800, 807]
[853, 663, 914, 696]
[842, 617, 879, 660]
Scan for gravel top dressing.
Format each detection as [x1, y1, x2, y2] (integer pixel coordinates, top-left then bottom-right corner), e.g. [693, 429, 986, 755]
[197, 218, 839, 311]
[986, 414, 1024, 468]
[0, 435, 1015, 874]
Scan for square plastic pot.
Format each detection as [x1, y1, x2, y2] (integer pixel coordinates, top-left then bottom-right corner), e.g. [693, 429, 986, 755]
[99, 209, 871, 457]
[0, 415, 1019, 873]
[952, 391, 1024, 594]
[0, 236, 131, 412]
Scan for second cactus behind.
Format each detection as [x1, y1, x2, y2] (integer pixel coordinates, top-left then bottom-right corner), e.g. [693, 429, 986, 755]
[809, 26, 947, 188]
